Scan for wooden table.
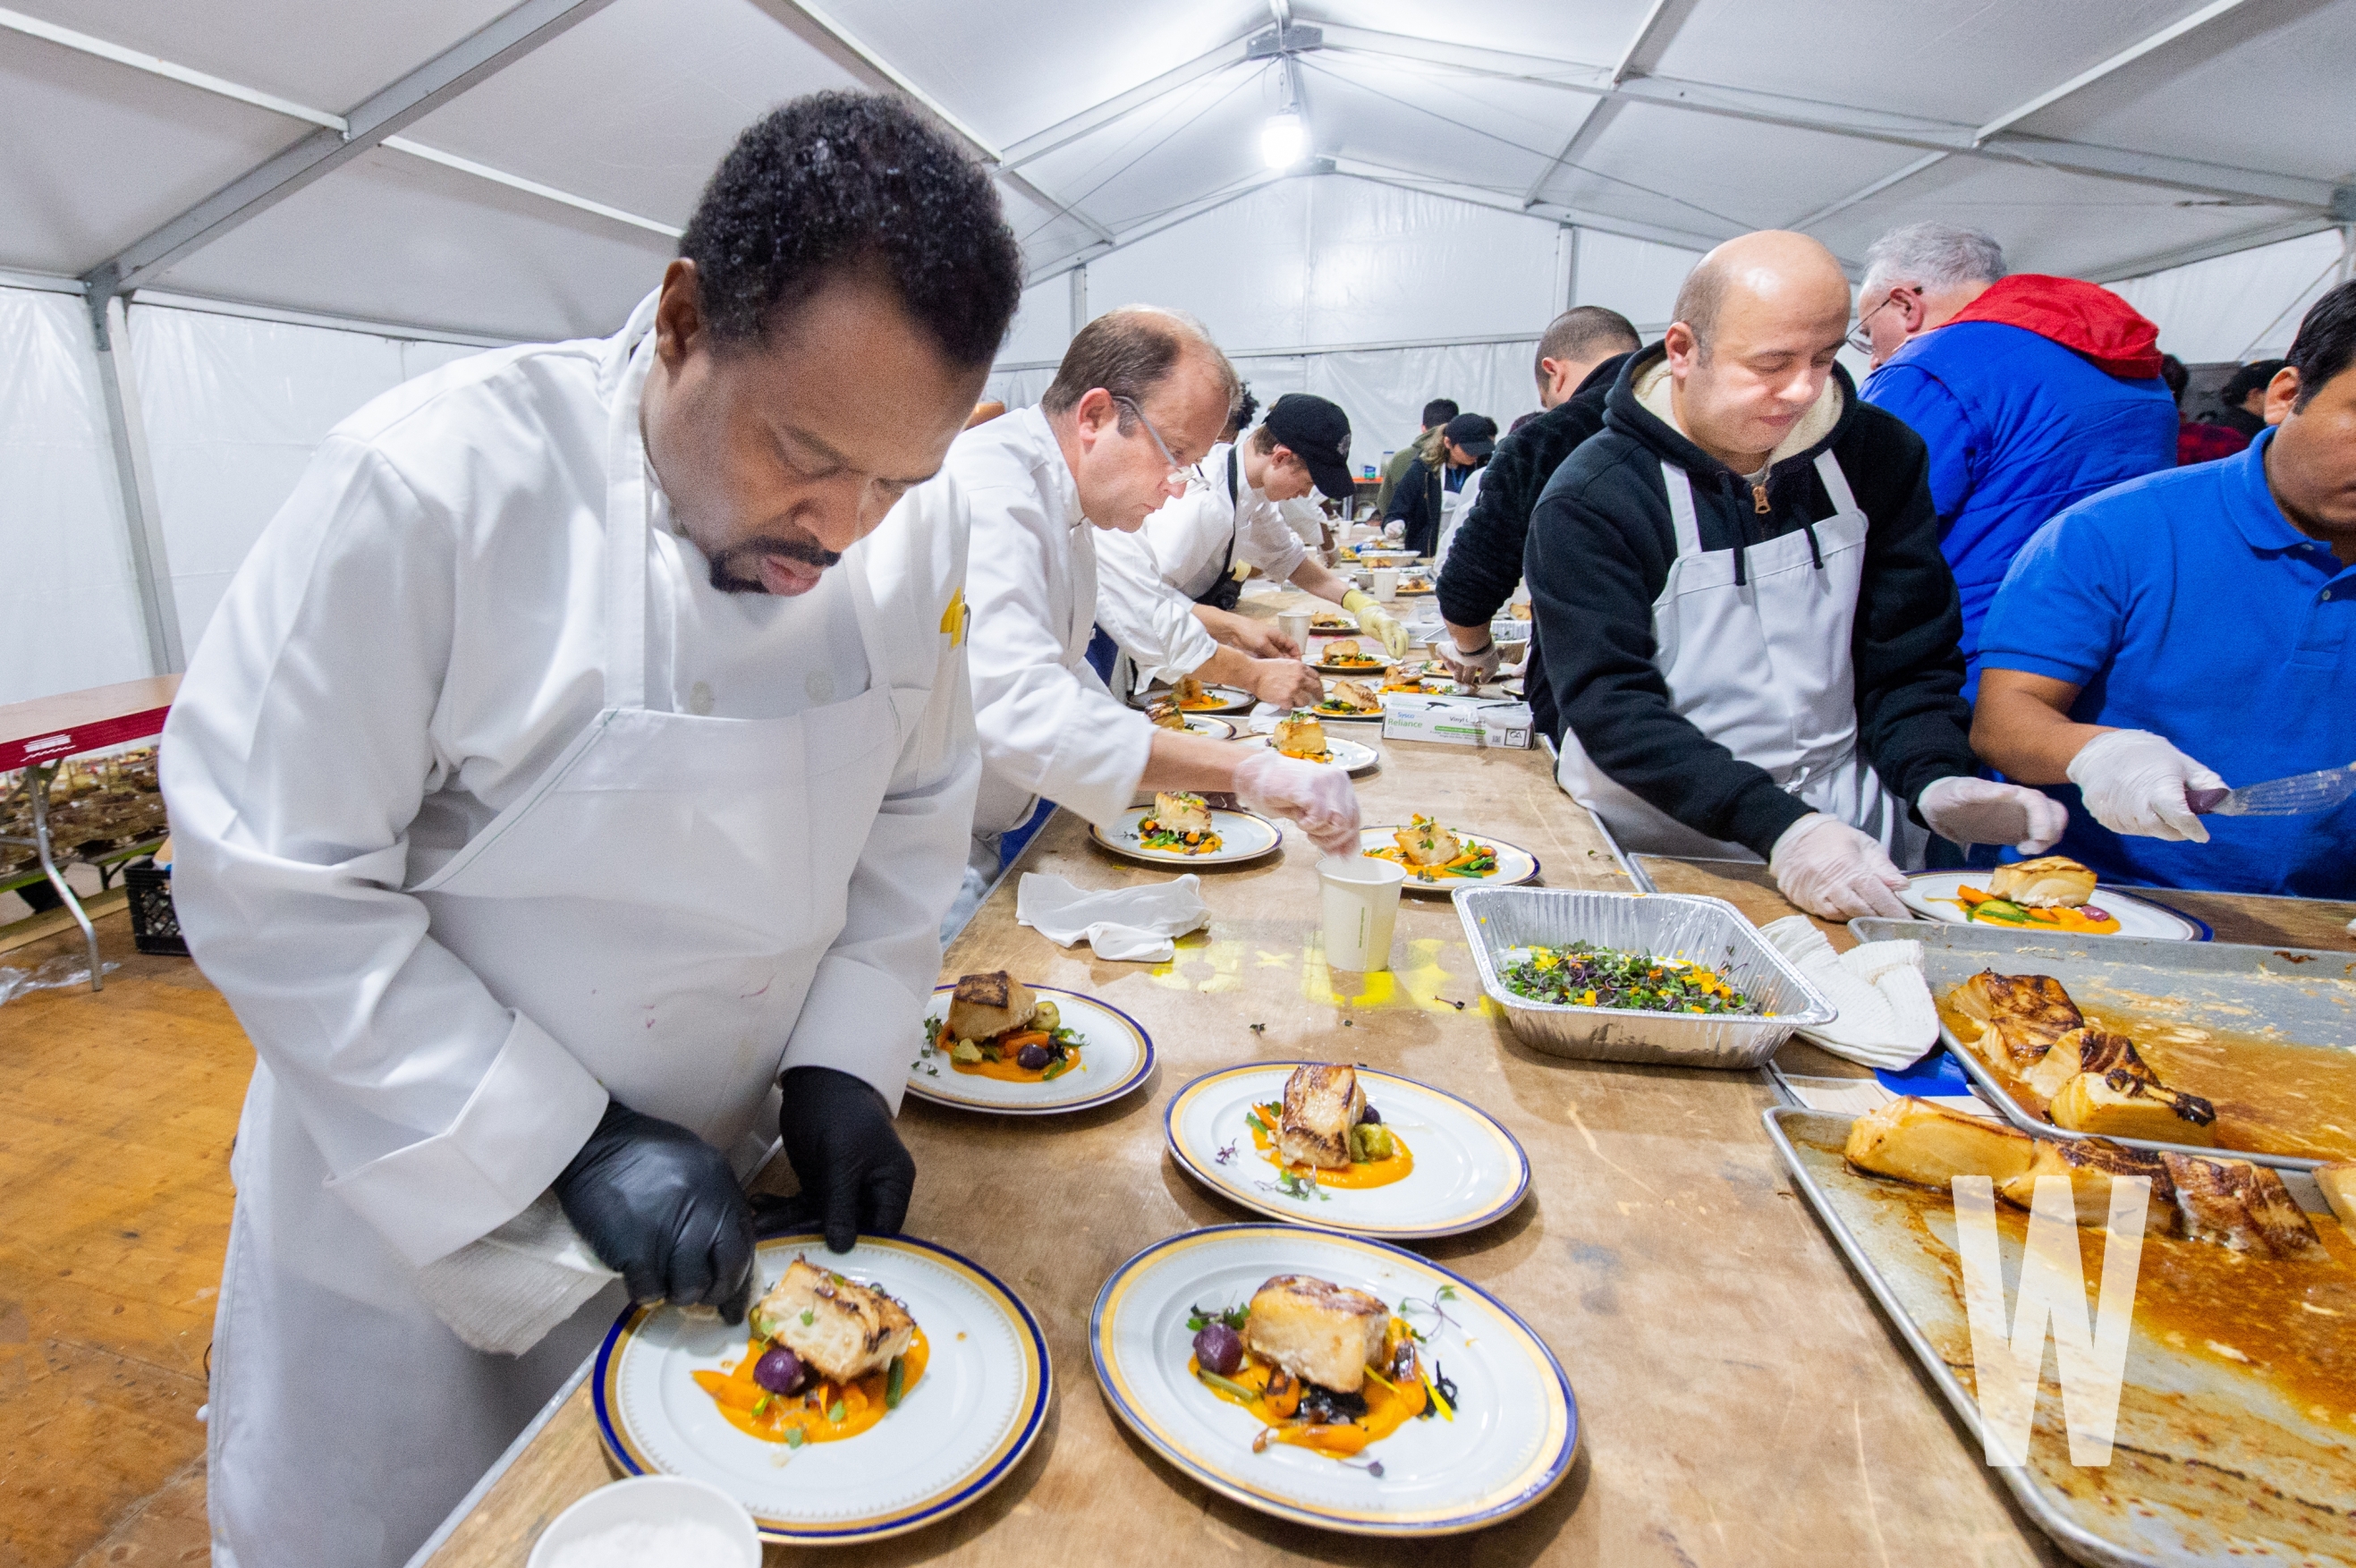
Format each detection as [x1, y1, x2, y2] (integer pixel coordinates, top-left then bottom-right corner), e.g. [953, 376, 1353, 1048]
[420, 726, 2089, 1567]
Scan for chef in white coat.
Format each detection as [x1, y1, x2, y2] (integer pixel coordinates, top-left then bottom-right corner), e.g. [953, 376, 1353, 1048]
[1140, 394, 1411, 659]
[160, 96, 1024, 1568]
[951, 307, 1361, 903]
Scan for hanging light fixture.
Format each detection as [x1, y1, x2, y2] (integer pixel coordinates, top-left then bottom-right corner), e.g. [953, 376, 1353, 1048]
[1260, 108, 1306, 169]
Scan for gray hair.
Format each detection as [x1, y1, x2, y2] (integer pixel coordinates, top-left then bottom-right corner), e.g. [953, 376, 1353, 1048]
[1861, 222, 2006, 298]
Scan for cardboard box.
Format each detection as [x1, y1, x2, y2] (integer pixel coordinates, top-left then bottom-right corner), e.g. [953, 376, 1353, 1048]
[1380, 695, 1535, 750]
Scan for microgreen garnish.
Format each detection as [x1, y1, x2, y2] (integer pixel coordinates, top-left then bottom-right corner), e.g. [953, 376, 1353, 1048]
[799, 1308, 816, 1326]
[1186, 1301, 1250, 1333]
[1213, 1140, 1239, 1165]
[1259, 1168, 1329, 1203]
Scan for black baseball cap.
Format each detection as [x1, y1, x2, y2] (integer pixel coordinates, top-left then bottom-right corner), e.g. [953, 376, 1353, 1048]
[1263, 394, 1354, 499]
[1443, 411, 1498, 460]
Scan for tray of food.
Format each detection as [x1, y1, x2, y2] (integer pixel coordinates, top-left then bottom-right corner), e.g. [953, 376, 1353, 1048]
[1259, 712, 1379, 776]
[1164, 1064, 1530, 1239]
[1903, 856, 2208, 941]
[1090, 792, 1283, 867]
[1360, 819, 1537, 894]
[1767, 1101, 2356, 1568]
[909, 973, 1155, 1115]
[1457, 888, 1834, 1067]
[1310, 638, 1389, 676]
[1089, 1225, 1577, 1536]
[1852, 919, 2356, 1173]
[593, 1234, 1050, 1545]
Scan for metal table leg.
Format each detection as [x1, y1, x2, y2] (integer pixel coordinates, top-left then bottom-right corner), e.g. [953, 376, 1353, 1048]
[27, 763, 102, 992]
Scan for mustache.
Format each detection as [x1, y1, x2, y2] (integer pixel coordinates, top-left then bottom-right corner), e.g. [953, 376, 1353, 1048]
[707, 533, 843, 595]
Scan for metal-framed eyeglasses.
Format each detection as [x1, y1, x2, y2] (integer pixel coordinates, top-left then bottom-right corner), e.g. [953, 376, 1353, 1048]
[1846, 290, 1903, 354]
[1112, 394, 1185, 480]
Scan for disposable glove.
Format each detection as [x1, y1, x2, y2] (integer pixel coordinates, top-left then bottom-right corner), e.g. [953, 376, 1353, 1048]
[555, 1098, 756, 1322]
[1767, 812, 1909, 921]
[1436, 631, 1502, 686]
[1916, 776, 2068, 852]
[1234, 748, 1363, 856]
[2065, 729, 2225, 843]
[755, 1066, 917, 1254]
[1342, 590, 1411, 659]
[1244, 657, 1323, 708]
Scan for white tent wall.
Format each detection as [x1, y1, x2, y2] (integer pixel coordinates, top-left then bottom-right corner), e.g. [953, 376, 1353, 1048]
[125, 303, 487, 651]
[2110, 227, 2353, 366]
[0, 285, 151, 706]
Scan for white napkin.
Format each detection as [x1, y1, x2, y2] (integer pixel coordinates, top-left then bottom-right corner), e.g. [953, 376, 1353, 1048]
[412, 1191, 618, 1355]
[1761, 915, 1941, 1069]
[1016, 871, 1209, 962]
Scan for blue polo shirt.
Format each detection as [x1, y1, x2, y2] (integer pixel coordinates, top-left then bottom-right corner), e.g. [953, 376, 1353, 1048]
[1979, 427, 2356, 897]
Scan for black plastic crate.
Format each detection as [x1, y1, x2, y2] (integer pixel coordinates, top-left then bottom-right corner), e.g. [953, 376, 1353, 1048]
[123, 860, 188, 957]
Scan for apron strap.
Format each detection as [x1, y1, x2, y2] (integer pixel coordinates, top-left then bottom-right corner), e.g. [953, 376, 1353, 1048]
[1660, 460, 1707, 559]
[1191, 446, 1242, 610]
[602, 330, 659, 714]
[1812, 450, 1861, 516]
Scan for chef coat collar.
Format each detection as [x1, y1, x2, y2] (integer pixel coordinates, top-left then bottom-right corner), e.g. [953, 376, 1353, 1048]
[1009, 404, 1089, 534]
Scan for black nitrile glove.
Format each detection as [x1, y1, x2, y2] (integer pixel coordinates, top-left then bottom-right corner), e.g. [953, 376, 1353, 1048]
[754, 1066, 915, 1253]
[554, 1098, 756, 1324]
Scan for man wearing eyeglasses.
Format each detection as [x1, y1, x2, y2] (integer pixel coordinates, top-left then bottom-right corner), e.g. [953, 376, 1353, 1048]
[947, 306, 1359, 909]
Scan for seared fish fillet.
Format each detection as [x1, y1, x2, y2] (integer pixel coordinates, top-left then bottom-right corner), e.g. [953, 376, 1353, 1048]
[1394, 818, 1462, 869]
[1326, 678, 1377, 711]
[1174, 675, 1208, 706]
[1324, 638, 1366, 661]
[2318, 1163, 2356, 1229]
[1155, 792, 1213, 834]
[1277, 1064, 1367, 1169]
[1272, 712, 1329, 759]
[1843, 1097, 2038, 1187]
[1242, 1274, 1389, 1393]
[749, 1259, 917, 1382]
[2162, 1154, 2325, 1259]
[1987, 856, 2098, 909]
[1953, 971, 2084, 1071]
[1996, 1137, 2174, 1228]
[945, 970, 1038, 1042]
[2048, 1069, 2217, 1144]
[1146, 695, 1189, 730]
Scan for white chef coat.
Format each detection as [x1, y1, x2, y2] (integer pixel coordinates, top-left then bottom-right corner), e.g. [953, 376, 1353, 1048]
[1278, 495, 1328, 549]
[163, 295, 978, 1568]
[1092, 526, 1222, 691]
[1142, 440, 1310, 599]
[951, 405, 1157, 836]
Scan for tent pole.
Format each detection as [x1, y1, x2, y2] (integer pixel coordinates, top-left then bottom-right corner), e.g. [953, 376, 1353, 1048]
[88, 295, 184, 675]
[1556, 227, 1580, 314]
[1068, 267, 1089, 340]
[2340, 225, 2354, 287]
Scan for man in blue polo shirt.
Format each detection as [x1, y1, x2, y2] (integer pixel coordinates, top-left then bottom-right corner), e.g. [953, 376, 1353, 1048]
[1971, 281, 2356, 898]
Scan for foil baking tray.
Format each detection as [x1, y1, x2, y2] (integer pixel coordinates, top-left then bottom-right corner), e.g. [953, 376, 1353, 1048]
[1767, 1106, 2356, 1568]
[1851, 920, 2356, 1174]
[1455, 888, 1834, 1068]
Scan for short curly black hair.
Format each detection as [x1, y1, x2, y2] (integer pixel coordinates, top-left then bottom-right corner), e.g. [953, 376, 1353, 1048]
[681, 92, 1023, 369]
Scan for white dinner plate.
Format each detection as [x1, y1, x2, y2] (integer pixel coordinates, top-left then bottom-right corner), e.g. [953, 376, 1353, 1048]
[594, 1234, 1049, 1546]
[1177, 715, 1235, 739]
[1309, 614, 1360, 633]
[1311, 656, 1393, 677]
[1358, 824, 1540, 895]
[1164, 1064, 1530, 1238]
[1900, 870, 2210, 941]
[1311, 680, 1387, 724]
[1091, 806, 1284, 867]
[1136, 683, 1255, 716]
[1090, 1225, 1578, 1536]
[907, 983, 1155, 1115]
[1250, 732, 1380, 776]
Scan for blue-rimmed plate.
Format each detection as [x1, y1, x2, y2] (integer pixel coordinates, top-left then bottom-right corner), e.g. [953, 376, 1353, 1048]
[1090, 806, 1283, 867]
[1900, 869, 2210, 941]
[1090, 1225, 1576, 1536]
[593, 1233, 1049, 1546]
[909, 983, 1155, 1115]
[1164, 1065, 1529, 1238]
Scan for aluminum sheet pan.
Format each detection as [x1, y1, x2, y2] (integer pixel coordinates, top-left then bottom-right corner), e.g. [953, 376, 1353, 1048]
[1456, 888, 1834, 1067]
[1850, 920, 2356, 1174]
[1766, 1106, 2356, 1568]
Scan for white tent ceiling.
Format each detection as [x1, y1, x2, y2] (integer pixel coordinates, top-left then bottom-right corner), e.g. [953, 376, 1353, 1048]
[4, 0, 2352, 345]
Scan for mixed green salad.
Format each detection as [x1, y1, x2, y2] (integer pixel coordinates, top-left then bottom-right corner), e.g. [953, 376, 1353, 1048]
[1497, 941, 1764, 1015]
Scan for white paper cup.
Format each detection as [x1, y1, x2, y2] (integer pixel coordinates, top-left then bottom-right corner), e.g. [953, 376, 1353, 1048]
[1276, 607, 1311, 648]
[1370, 567, 1400, 601]
[528, 1476, 761, 1568]
[1318, 853, 1406, 972]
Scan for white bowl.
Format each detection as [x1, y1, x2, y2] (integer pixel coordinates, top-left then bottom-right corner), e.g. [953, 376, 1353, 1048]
[527, 1475, 761, 1567]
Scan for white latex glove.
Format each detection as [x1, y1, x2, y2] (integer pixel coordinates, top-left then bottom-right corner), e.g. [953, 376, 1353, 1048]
[1245, 658, 1323, 708]
[1233, 749, 1363, 857]
[2064, 729, 2225, 843]
[1768, 813, 1910, 921]
[1916, 776, 2068, 852]
[1342, 590, 1411, 659]
[1436, 631, 1502, 686]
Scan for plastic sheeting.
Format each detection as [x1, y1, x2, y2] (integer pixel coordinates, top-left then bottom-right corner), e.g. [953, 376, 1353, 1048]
[2111, 229, 2352, 365]
[128, 303, 481, 652]
[0, 286, 150, 707]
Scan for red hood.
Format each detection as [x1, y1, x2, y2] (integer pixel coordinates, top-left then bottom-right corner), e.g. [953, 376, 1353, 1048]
[1941, 273, 2163, 379]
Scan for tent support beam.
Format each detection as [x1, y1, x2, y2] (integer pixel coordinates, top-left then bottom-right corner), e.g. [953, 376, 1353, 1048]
[1330, 158, 1730, 252]
[2086, 216, 2342, 284]
[78, 0, 626, 305]
[89, 297, 184, 675]
[998, 38, 1259, 173]
[1520, 0, 1701, 207]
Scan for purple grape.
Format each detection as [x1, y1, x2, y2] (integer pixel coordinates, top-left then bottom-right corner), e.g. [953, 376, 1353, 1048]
[1359, 1104, 1381, 1125]
[1016, 1042, 1054, 1071]
[753, 1345, 806, 1394]
[1193, 1323, 1244, 1376]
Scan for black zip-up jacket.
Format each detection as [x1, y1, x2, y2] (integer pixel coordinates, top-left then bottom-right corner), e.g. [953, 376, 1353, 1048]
[1526, 343, 1975, 857]
[1435, 352, 1630, 741]
[1385, 453, 1477, 557]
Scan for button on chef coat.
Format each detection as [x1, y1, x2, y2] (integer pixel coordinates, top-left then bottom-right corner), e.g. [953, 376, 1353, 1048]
[1093, 525, 1222, 688]
[950, 405, 1157, 836]
[1142, 440, 1310, 598]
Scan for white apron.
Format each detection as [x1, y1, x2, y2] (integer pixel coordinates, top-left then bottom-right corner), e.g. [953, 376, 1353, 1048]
[208, 321, 913, 1568]
[1434, 467, 1479, 569]
[1556, 453, 1926, 867]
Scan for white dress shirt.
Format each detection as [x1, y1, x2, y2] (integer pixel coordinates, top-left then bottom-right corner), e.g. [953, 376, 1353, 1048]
[951, 406, 1157, 836]
[1141, 441, 1310, 599]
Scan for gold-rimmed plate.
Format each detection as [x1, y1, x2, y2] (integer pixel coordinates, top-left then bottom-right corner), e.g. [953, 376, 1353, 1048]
[908, 983, 1155, 1115]
[1089, 806, 1284, 867]
[1359, 825, 1540, 894]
